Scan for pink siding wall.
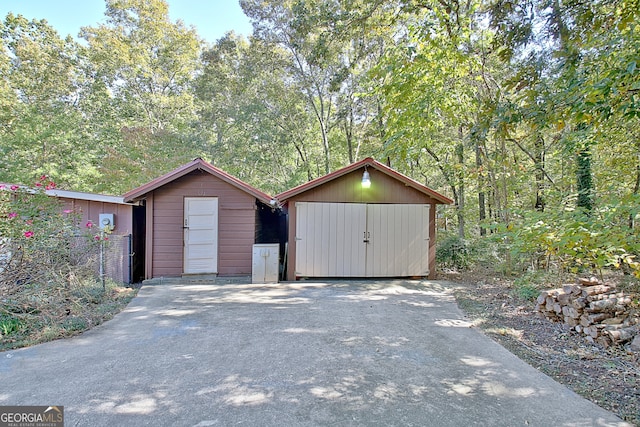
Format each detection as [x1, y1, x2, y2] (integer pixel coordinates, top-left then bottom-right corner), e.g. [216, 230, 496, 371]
[285, 168, 439, 280]
[60, 198, 133, 236]
[59, 198, 133, 283]
[149, 170, 256, 278]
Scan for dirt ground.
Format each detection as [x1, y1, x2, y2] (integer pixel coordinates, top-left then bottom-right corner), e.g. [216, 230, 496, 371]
[446, 271, 640, 426]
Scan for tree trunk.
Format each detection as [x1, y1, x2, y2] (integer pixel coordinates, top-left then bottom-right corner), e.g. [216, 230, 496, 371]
[576, 145, 593, 212]
[534, 135, 546, 212]
[630, 163, 640, 228]
[344, 103, 354, 164]
[456, 128, 465, 238]
[476, 142, 486, 236]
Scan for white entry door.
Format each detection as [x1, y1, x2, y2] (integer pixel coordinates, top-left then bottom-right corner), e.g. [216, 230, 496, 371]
[184, 197, 218, 274]
[295, 202, 429, 277]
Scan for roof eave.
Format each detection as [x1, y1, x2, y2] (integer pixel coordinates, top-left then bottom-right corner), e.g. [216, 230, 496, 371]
[48, 189, 138, 205]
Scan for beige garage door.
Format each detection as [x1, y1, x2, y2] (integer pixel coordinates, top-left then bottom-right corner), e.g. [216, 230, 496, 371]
[295, 202, 429, 277]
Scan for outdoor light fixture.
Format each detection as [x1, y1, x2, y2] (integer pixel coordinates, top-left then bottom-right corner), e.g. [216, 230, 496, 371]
[361, 168, 371, 188]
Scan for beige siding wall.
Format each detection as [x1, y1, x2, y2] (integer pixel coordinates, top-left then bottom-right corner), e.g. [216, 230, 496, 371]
[150, 170, 256, 277]
[285, 168, 439, 280]
[292, 169, 431, 204]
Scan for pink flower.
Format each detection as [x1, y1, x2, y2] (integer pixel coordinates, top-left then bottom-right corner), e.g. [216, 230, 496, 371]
[63, 209, 73, 214]
[24, 231, 34, 238]
[86, 221, 94, 229]
[40, 175, 47, 181]
[94, 235, 100, 240]
[0, 184, 5, 189]
[10, 185, 19, 191]
[45, 182, 56, 190]
[8, 212, 17, 219]
[35, 182, 42, 187]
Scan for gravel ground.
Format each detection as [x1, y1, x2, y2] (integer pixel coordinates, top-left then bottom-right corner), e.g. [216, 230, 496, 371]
[447, 272, 640, 426]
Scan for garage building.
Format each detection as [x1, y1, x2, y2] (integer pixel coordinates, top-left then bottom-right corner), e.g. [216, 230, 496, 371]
[275, 158, 453, 281]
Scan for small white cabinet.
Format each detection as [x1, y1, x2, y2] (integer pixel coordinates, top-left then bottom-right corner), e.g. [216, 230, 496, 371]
[252, 244, 279, 283]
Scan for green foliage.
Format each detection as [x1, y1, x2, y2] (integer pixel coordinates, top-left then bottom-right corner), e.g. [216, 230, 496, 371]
[60, 317, 88, 332]
[0, 315, 22, 336]
[511, 271, 545, 301]
[502, 194, 640, 277]
[0, 13, 99, 191]
[0, 178, 138, 350]
[436, 234, 471, 270]
[0, 177, 78, 284]
[1, 282, 136, 351]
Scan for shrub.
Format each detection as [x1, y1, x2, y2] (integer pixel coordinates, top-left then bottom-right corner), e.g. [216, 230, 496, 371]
[437, 234, 470, 270]
[496, 194, 640, 278]
[0, 315, 22, 336]
[0, 177, 79, 288]
[0, 178, 135, 350]
[511, 271, 546, 301]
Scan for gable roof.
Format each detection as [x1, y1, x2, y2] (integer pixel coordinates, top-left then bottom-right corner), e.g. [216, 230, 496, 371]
[122, 158, 273, 205]
[275, 157, 453, 204]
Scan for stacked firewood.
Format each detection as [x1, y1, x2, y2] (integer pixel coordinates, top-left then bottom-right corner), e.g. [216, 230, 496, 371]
[536, 277, 639, 348]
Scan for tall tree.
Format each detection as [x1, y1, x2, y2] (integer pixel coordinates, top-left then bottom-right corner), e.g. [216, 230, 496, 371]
[195, 33, 318, 192]
[376, 0, 502, 238]
[489, 0, 640, 212]
[241, 0, 341, 174]
[0, 13, 95, 189]
[79, 0, 205, 192]
[240, 0, 393, 176]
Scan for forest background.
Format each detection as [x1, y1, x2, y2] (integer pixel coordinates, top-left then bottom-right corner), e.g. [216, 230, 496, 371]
[2, 0, 640, 283]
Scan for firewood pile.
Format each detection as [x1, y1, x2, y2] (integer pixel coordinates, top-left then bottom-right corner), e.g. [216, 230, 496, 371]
[536, 277, 639, 348]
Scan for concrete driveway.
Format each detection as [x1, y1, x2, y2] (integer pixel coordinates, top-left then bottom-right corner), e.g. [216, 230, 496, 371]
[0, 279, 631, 426]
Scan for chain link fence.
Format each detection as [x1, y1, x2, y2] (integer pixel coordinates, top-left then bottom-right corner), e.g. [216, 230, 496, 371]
[70, 234, 131, 285]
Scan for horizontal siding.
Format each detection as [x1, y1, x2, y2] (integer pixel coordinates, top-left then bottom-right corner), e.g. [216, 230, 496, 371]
[151, 170, 256, 277]
[219, 255, 252, 264]
[219, 251, 252, 258]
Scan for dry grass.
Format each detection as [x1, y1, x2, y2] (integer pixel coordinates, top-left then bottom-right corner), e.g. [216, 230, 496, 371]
[447, 270, 640, 426]
[0, 275, 137, 351]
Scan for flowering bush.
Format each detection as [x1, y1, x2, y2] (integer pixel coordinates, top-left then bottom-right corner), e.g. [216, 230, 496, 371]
[0, 177, 134, 351]
[0, 176, 79, 286]
[85, 220, 111, 242]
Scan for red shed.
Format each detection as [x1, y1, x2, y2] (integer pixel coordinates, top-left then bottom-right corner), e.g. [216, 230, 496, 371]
[123, 158, 274, 280]
[275, 158, 453, 281]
